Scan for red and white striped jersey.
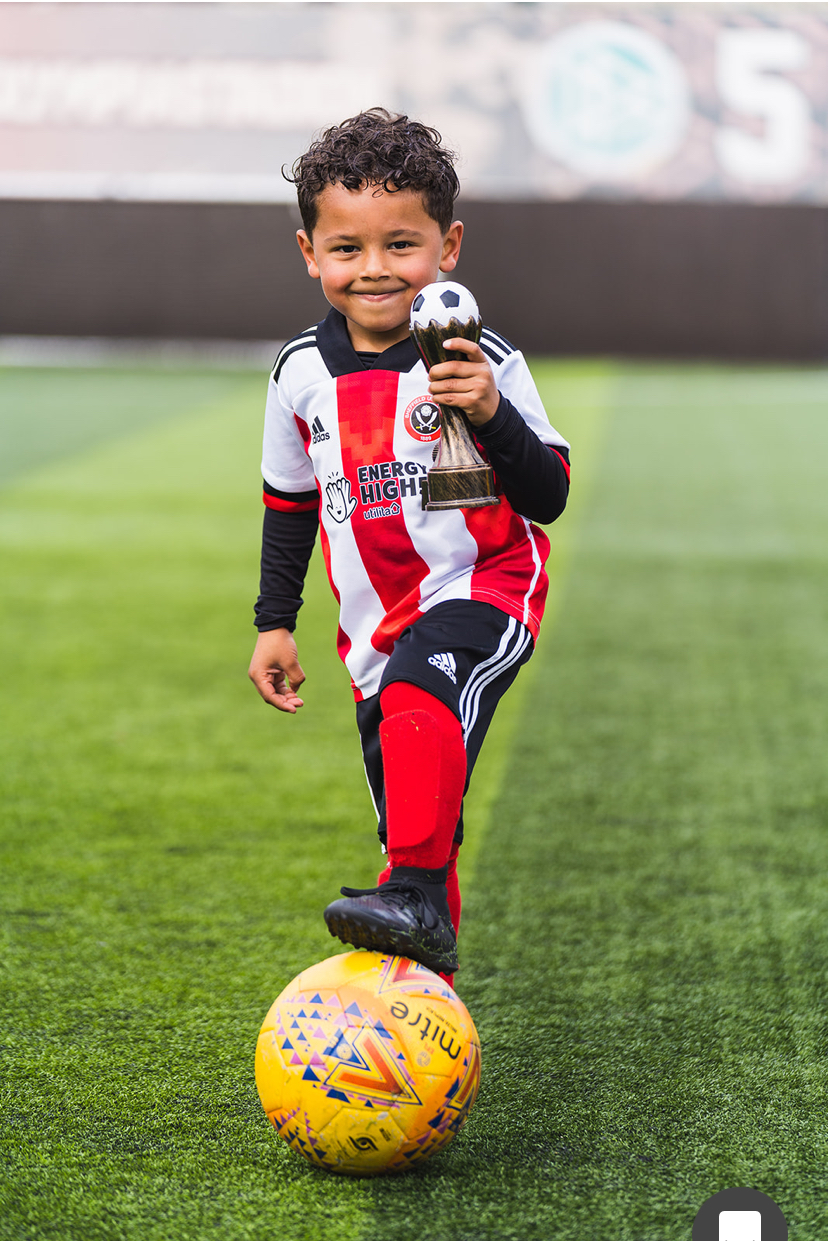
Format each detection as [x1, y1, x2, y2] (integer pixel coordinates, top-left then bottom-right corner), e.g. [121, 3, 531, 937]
[262, 310, 570, 700]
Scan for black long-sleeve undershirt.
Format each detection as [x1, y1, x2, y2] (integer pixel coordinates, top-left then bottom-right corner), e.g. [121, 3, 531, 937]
[254, 505, 319, 633]
[476, 394, 569, 525]
[254, 395, 569, 633]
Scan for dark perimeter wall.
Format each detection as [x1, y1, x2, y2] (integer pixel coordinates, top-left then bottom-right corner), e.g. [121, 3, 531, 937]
[2, 198, 826, 359]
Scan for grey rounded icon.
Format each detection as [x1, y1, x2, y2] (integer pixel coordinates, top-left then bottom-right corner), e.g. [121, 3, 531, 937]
[693, 1187, 787, 1240]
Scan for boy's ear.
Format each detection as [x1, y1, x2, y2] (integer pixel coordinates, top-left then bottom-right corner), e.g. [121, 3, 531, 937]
[438, 221, 464, 274]
[296, 230, 320, 280]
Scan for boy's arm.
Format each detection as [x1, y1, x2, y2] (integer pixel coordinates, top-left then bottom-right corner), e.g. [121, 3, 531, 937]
[249, 502, 318, 712]
[427, 338, 570, 524]
[254, 342, 322, 711]
[474, 397, 570, 524]
[254, 500, 319, 632]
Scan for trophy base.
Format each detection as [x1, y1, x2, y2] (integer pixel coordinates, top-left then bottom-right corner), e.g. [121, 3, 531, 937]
[425, 466, 500, 511]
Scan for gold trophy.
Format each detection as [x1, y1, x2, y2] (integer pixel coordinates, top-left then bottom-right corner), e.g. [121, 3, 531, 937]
[409, 282, 500, 511]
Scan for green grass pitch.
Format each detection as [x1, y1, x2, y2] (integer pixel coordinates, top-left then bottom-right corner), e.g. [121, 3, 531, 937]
[2, 359, 828, 1240]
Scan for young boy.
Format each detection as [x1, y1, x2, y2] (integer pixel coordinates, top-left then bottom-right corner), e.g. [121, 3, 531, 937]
[248, 108, 570, 982]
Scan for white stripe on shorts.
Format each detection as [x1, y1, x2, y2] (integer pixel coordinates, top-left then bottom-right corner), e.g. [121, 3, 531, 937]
[458, 616, 532, 741]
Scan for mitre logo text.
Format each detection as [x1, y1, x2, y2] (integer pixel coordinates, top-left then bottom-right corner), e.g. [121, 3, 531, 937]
[356, 459, 428, 511]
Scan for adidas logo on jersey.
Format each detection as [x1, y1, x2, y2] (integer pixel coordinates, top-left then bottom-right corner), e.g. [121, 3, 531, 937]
[428, 652, 457, 684]
[311, 416, 330, 444]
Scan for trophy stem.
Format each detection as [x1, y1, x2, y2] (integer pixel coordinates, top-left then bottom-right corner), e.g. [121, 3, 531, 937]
[424, 403, 498, 510]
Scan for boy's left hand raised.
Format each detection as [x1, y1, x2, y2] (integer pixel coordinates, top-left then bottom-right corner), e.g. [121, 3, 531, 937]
[427, 338, 500, 429]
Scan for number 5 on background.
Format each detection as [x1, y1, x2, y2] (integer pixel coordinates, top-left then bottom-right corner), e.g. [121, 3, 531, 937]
[714, 28, 810, 185]
[719, 1210, 761, 1241]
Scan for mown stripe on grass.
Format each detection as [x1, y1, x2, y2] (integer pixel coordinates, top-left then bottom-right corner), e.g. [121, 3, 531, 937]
[357, 365, 828, 1241]
[0, 378, 375, 1241]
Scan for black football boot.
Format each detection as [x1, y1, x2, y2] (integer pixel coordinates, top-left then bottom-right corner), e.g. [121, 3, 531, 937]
[323, 865, 459, 975]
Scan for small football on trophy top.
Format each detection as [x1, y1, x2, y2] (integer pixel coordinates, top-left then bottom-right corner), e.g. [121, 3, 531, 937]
[409, 282, 481, 337]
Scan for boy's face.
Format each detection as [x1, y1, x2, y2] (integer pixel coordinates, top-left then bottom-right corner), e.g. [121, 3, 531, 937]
[296, 183, 463, 352]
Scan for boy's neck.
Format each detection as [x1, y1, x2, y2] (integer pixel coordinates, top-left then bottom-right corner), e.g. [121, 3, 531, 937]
[345, 316, 411, 354]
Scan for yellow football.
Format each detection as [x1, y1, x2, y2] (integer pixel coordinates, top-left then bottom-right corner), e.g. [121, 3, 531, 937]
[255, 950, 481, 1175]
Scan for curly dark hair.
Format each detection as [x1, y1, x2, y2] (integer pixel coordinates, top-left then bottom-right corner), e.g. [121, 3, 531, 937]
[286, 107, 460, 235]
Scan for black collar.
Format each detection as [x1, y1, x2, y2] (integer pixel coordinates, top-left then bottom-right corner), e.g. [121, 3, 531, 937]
[317, 308, 421, 378]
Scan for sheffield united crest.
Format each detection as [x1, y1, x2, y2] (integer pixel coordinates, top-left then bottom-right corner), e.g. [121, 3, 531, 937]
[404, 398, 442, 443]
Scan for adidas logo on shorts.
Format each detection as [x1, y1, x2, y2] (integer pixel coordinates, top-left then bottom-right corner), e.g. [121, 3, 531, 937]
[428, 652, 457, 684]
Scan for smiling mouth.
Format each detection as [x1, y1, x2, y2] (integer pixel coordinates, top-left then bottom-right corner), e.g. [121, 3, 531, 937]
[353, 288, 406, 300]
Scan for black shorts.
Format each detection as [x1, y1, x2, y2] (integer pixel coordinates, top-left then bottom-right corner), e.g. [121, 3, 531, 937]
[355, 600, 534, 848]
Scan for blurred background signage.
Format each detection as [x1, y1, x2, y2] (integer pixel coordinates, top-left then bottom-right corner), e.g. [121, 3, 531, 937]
[0, 2, 825, 205]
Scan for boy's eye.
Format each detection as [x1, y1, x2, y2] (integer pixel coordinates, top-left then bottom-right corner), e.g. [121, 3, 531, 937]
[335, 244, 359, 254]
[389, 240, 414, 250]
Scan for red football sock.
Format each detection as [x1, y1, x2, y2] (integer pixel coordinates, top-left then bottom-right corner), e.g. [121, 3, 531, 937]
[440, 842, 462, 988]
[445, 840, 462, 935]
[378, 681, 466, 872]
[377, 862, 392, 886]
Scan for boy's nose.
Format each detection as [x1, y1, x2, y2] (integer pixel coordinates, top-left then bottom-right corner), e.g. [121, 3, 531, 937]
[360, 248, 391, 279]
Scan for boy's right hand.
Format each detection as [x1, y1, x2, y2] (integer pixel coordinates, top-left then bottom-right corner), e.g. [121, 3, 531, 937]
[248, 628, 306, 713]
